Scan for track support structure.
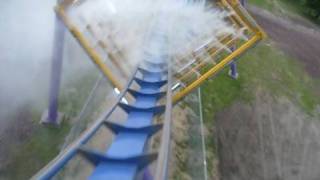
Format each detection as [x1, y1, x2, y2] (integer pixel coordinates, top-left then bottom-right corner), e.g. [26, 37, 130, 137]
[228, 0, 246, 80]
[41, 12, 66, 125]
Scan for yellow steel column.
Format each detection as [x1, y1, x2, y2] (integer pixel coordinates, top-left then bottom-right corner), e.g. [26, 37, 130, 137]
[55, 6, 123, 90]
[173, 34, 262, 103]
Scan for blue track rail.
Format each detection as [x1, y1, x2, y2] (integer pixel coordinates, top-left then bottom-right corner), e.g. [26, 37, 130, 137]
[33, 18, 173, 179]
[33, 56, 172, 180]
[87, 59, 168, 180]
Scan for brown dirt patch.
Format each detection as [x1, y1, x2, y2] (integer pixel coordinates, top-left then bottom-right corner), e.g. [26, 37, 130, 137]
[216, 90, 320, 180]
[0, 104, 36, 170]
[249, 6, 320, 77]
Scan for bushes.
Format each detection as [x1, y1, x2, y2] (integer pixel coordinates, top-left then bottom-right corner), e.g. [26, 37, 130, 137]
[301, 0, 320, 19]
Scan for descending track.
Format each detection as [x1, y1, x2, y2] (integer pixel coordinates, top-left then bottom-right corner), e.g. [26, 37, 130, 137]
[87, 32, 171, 179]
[84, 62, 169, 179]
[34, 62, 172, 180]
[33, 0, 265, 179]
[34, 27, 174, 179]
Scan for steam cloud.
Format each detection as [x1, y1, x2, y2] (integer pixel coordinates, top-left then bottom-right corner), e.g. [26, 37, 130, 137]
[69, 0, 239, 73]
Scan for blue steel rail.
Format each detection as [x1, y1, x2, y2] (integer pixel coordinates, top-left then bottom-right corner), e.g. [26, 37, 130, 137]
[33, 57, 172, 179]
[88, 59, 169, 180]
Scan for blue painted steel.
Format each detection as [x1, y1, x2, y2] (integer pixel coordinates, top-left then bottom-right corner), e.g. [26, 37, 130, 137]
[35, 24, 171, 180]
[230, 61, 238, 78]
[134, 77, 167, 87]
[144, 60, 166, 67]
[33, 68, 139, 180]
[229, 0, 244, 80]
[240, 0, 246, 7]
[89, 59, 167, 180]
[229, 46, 238, 79]
[138, 67, 167, 76]
[128, 89, 166, 99]
[79, 147, 158, 168]
[119, 103, 165, 114]
[103, 121, 163, 136]
[47, 14, 65, 123]
[143, 168, 153, 180]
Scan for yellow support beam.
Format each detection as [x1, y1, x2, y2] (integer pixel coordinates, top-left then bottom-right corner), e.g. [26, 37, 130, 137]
[56, 0, 265, 104]
[223, 0, 267, 38]
[86, 25, 129, 78]
[59, 0, 75, 9]
[55, 5, 123, 91]
[172, 0, 266, 103]
[173, 34, 262, 103]
[177, 36, 236, 82]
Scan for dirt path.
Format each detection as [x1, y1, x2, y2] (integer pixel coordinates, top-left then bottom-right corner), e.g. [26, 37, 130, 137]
[216, 90, 320, 180]
[248, 6, 320, 77]
[214, 6, 320, 180]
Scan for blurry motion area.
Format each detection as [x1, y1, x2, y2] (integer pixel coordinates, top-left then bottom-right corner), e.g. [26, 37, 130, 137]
[32, 0, 264, 179]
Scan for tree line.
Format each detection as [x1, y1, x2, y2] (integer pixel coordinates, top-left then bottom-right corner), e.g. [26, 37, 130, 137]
[301, 0, 320, 19]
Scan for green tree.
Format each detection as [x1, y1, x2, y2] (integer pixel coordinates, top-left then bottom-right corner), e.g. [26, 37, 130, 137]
[303, 0, 320, 19]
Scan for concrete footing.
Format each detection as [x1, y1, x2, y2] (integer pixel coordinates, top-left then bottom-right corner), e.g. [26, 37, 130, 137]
[228, 69, 239, 79]
[40, 110, 64, 126]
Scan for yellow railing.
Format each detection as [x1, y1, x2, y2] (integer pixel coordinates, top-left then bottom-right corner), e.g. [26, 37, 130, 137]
[55, 6, 123, 91]
[171, 0, 266, 102]
[173, 34, 261, 102]
[56, 0, 266, 103]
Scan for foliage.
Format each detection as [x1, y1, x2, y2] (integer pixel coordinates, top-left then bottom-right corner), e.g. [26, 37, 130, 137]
[2, 122, 71, 179]
[248, 0, 320, 22]
[1, 70, 101, 179]
[303, 0, 320, 19]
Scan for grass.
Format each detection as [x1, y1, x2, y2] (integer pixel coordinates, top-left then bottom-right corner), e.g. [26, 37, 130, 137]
[247, 0, 301, 12]
[201, 40, 320, 179]
[2, 122, 71, 179]
[202, 41, 319, 118]
[1, 70, 102, 179]
[173, 39, 320, 179]
[248, 0, 275, 11]
[59, 71, 101, 118]
[199, 1, 320, 179]
[278, 0, 306, 14]
[248, 0, 320, 24]
[239, 42, 319, 113]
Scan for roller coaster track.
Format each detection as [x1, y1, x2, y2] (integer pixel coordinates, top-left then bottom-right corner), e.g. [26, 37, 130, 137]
[33, 0, 265, 179]
[35, 63, 171, 180]
[34, 58, 172, 180]
[34, 13, 175, 178]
